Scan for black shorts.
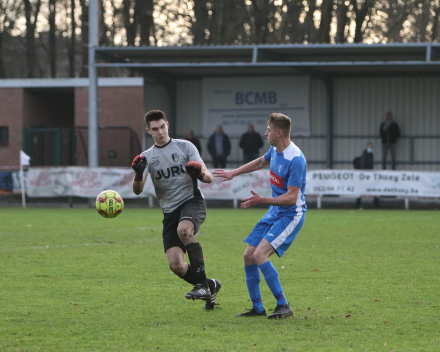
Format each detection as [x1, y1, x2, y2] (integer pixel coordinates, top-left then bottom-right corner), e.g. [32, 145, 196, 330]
[162, 197, 207, 253]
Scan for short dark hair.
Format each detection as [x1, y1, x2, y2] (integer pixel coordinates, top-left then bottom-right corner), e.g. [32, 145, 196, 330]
[267, 113, 291, 137]
[144, 110, 167, 128]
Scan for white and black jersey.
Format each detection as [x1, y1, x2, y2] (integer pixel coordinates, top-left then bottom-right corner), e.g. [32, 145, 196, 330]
[141, 139, 204, 213]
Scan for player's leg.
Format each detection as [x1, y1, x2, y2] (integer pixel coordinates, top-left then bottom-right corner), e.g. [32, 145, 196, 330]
[177, 198, 217, 301]
[166, 246, 192, 281]
[258, 212, 306, 319]
[235, 217, 272, 317]
[233, 245, 267, 317]
[162, 209, 199, 285]
[178, 219, 209, 298]
[178, 221, 221, 306]
[254, 239, 290, 309]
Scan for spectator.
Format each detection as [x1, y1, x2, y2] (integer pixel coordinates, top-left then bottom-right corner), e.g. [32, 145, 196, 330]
[359, 142, 374, 170]
[380, 111, 400, 170]
[207, 125, 231, 168]
[185, 129, 202, 155]
[239, 124, 264, 164]
[354, 142, 380, 209]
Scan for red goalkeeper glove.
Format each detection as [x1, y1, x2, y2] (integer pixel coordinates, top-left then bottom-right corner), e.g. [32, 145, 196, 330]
[185, 161, 205, 181]
[131, 155, 147, 181]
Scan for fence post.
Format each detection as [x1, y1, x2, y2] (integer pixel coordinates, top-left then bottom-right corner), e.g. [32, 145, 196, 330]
[317, 196, 322, 209]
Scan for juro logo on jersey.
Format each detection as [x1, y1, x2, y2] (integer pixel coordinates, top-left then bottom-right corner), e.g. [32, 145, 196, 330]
[155, 164, 186, 180]
[151, 157, 160, 166]
[270, 170, 282, 188]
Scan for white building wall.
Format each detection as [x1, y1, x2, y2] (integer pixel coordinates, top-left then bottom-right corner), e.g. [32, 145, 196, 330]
[334, 76, 440, 171]
[143, 76, 439, 171]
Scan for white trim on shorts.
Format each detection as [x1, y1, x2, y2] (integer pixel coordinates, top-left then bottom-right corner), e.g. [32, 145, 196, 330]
[270, 210, 303, 250]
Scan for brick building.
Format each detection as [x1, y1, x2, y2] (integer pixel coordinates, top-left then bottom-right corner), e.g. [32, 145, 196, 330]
[0, 78, 144, 168]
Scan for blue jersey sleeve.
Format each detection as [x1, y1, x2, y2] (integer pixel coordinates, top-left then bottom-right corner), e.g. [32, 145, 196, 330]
[264, 147, 273, 162]
[287, 157, 306, 188]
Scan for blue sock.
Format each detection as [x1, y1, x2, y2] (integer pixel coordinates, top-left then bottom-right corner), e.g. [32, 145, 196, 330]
[244, 264, 265, 313]
[259, 261, 288, 306]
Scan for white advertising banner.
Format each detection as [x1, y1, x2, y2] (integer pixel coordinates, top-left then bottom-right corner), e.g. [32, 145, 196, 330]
[27, 168, 440, 199]
[202, 76, 310, 137]
[28, 167, 154, 198]
[306, 170, 440, 197]
[27, 167, 271, 200]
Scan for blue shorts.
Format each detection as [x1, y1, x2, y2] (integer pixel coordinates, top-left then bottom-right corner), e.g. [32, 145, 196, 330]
[244, 211, 305, 257]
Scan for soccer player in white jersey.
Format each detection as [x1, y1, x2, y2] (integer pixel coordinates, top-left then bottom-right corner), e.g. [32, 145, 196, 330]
[213, 113, 307, 319]
[132, 110, 221, 309]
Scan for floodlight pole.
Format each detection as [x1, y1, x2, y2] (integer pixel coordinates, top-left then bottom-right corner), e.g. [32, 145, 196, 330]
[88, 0, 99, 167]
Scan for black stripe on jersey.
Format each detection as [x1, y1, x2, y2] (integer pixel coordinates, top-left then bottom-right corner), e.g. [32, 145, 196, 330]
[155, 138, 172, 148]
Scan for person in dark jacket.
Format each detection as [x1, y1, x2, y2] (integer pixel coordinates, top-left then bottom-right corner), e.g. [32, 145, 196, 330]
[359, 142, 374, 170]
[380, 111, 400, 170]
[207, 125, 231, 168]
[356, 142, 380, 208]
[185, 129, 202, 155]
[239, 124, 264, 163]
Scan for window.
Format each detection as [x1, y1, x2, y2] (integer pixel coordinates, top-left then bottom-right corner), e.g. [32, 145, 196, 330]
[0, 126, 9, 147]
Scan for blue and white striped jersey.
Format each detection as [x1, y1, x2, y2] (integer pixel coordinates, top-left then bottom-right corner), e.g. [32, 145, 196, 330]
[263, 141, 307, 217]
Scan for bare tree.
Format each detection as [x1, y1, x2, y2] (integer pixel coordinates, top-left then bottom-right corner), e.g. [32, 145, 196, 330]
[317, 0, 334, 43]
[301, 0, 318, 43]
[432, 2, 440, 41]
[385, 0, 424, 42]
[121, 0, 154, 46]
[0, 0, 22, 78]
[79, 0, 88, 77]
[335, 0, 350, 43]
[67, 0, 76, 77]
[276, 0, 303, 43]
[48, 0, 56, 77]
[24, 0, 42, 78]
[139, 0, 154, 45]
[351, 0, 375, 43]
[192, 0, 210, 44]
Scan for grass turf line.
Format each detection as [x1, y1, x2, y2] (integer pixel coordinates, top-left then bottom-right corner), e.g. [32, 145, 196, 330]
[0, 208, 439, 351]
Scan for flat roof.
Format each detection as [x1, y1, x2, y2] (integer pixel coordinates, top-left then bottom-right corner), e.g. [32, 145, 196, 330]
[95, 43, 440, 79]
[0, 77, 143, 88]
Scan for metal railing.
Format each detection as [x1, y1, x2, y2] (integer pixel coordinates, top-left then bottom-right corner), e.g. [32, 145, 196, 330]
[168, 134, 440, 169]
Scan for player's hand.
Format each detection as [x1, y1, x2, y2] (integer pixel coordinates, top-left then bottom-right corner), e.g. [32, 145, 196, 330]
[212, 169, 235, 182]
[241, 190, 263, 209]
[131, 155, 147, 181]
[185, 161, 205, 181]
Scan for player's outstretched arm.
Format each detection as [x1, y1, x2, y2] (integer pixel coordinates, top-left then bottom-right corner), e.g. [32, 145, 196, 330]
[241, 186, 300, 209]
[200, 161, 213, 183]
[212, 156, 269, 182]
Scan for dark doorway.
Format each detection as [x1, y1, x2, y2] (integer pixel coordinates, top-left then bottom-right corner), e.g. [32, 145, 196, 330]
[22, 88, 75, 166]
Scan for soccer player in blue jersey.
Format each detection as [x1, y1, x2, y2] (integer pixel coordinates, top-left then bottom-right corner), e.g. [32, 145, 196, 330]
[212, 113, 307, 319]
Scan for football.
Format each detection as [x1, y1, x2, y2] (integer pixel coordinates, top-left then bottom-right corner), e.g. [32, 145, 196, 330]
[96, 190, 124, 218]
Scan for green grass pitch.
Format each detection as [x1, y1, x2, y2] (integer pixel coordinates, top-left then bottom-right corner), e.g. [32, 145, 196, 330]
[0, 207, 439, 351]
